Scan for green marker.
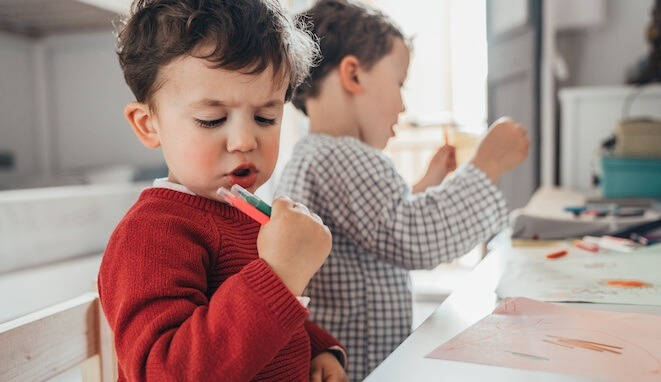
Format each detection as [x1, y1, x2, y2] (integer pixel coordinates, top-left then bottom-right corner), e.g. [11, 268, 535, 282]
[230, 184, 272, 216]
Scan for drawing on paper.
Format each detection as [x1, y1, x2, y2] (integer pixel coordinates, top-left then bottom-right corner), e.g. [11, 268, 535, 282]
[426, 298, 661, 381]
[496, 247, 661, 305]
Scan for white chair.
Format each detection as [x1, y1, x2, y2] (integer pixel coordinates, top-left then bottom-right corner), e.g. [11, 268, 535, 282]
[0, 292, 117, 382]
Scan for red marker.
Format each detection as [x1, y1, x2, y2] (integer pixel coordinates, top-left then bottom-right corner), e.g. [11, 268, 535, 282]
[573, 240, 599, 253]
[217, 187, 270, 225]
[546, 249, 568, 259]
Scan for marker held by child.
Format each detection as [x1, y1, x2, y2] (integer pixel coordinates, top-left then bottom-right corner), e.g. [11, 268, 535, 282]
[231, 184, 272, 216]
[217, 187, 270, 225]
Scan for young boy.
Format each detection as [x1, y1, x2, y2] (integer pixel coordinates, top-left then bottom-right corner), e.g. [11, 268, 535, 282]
[98, 1, 348, 381]
[276, 0, 530, 380]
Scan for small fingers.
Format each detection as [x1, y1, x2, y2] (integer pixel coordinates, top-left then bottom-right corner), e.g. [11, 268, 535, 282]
[310, 368, 322, 382]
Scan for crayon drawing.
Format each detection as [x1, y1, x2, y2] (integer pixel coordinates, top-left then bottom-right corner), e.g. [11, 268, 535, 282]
[426, 298, 661, 381]
[496, 246, 661, 305]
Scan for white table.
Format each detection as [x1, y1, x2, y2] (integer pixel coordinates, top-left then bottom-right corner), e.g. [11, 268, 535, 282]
[366, 244, 661, 381]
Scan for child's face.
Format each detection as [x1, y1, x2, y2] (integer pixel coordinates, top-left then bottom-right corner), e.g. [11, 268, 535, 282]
[355, 38, 410, 150]
[149, 52, 286, 199]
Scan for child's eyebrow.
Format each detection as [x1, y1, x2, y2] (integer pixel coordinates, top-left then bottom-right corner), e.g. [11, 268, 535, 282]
[188, 99, 283, 108]
[189, 99, 227, 108]
[255, 99, 284, 108]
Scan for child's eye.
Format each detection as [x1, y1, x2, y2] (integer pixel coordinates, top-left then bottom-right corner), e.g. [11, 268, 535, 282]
[195, 117, 226, 128]
[255, 116, 276, 126]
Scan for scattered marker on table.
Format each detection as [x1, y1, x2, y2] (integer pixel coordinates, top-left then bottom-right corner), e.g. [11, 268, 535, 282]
[546, 249, 568, 259]
[606, 279, 652, 288]
[573, 240, 599, 253]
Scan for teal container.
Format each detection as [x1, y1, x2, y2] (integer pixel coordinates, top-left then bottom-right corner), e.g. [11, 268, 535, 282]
[601, 156, 661, 198]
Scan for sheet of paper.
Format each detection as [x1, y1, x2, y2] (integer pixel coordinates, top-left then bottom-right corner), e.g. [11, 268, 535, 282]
[426, 298, 661, 381]
[496, 245, 661, 305]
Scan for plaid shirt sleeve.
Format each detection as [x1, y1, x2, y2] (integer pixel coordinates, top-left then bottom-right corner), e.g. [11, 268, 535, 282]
[303, 138, 508, 270]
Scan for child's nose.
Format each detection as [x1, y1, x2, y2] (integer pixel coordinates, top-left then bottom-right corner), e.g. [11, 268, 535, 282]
[226, 125, 258, 153]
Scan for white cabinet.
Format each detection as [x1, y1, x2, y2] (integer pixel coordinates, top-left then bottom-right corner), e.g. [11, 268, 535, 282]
[558, 85, 661, 192]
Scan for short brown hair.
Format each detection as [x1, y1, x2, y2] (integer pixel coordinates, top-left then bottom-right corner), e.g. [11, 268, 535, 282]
[116, 0, 319, 105]
[292, 0, 404, 114]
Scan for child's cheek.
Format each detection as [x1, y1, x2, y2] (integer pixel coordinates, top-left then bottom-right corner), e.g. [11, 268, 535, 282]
[181, 142, 218, 174]
[198, 148, 222, 172]
[262, 132, 280, 173]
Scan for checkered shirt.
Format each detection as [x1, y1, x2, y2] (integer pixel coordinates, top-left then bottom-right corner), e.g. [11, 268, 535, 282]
[275, 133, 508, 381]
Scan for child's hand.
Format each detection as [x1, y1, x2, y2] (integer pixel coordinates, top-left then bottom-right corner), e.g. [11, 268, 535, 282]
[310, 352, 348, 382]
[470, 117, 529, 184]
[257, 197, 332, 296]
[413, 144, 456, 193]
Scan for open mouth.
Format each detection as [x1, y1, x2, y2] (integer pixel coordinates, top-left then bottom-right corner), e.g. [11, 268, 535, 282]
[232, 167, 252, 177]
[226, 164, 258, 189]
[229, 163, 257, 177]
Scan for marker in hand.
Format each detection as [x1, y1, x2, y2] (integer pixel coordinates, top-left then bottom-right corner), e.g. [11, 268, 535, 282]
[217, 185, 271, 225]
[230, 184, 272, 216]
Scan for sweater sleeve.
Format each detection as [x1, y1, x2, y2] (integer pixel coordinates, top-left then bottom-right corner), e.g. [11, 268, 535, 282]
[279, 139, 508, 271]
[97, 211, 308, 381]
[304, 321, 346, 367]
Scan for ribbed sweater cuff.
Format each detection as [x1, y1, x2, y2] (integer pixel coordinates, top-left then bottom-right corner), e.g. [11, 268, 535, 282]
[240, 259, 309, 332]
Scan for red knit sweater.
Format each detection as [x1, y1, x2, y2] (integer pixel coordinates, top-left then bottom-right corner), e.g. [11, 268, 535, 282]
[98, 187, 343, 381]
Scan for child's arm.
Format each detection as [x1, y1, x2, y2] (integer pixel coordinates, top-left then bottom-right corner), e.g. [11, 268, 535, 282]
[295, 119, 527, 270]
[279, 122, 525, 271]
[316, 153, 506, 270]
[98, 212, 309, 381]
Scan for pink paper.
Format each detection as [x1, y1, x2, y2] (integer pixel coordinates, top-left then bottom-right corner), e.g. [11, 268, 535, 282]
[427, 298, 661, 381]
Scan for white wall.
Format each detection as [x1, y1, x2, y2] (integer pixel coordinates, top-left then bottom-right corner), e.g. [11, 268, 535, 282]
[0, 32, 38, 184]
[374, 0, 452, 119]
[557, 0, 654, 86]
[44, 31, 163, 172]
[370, 1, 488, 131]
[0, 30, 164, 189]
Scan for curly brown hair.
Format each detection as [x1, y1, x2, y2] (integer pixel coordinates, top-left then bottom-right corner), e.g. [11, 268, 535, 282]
[116, 0, 319, 106]
[292, 0, 405, 114]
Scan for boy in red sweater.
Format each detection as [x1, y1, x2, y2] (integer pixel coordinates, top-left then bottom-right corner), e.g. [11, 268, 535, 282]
[97, 1, 347, 381]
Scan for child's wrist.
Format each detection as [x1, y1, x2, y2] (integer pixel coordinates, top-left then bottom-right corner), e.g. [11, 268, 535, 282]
[470, 158, 502, 184]
[414, 171, 441, 193]
[412, 178, 429, 194]
[264, 260, 309, 295]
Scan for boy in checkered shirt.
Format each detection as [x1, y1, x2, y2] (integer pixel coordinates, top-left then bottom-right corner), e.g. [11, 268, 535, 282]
[275, 0, 529, 380]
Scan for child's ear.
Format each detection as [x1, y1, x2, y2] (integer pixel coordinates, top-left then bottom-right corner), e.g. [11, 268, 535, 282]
[124, 102, 161, 149]
[338, 55, 362, 95]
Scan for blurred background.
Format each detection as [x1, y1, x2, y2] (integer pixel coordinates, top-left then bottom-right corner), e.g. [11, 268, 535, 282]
[1, 0, 660, 379]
